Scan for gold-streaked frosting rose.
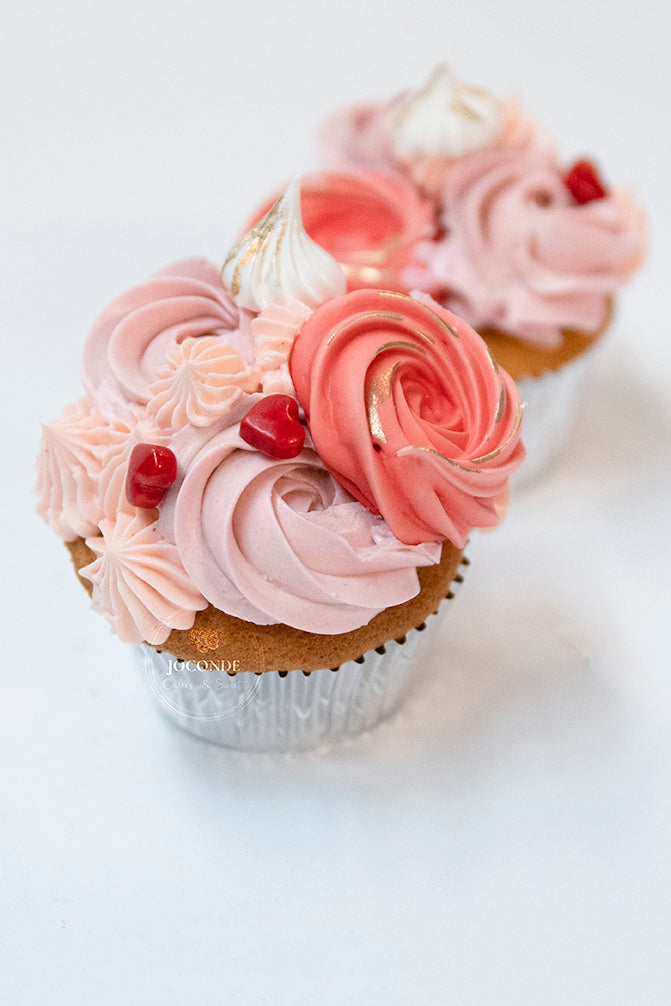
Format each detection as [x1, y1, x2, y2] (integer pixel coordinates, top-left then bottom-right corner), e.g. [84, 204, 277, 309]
[290, 289, 525, 547]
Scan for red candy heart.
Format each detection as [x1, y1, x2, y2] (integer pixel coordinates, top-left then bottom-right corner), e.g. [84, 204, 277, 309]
[125, 443, 177, 509]
[564, 159, 608, 204]
[240, 395, 305, 459]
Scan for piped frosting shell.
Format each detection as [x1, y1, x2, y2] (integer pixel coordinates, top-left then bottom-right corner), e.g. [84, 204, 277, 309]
[221, 176, 346, 312]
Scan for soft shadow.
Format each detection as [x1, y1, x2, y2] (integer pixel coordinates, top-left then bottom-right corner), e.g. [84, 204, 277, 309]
[542, 343, 671, 498]
[153, 582, 631, 816]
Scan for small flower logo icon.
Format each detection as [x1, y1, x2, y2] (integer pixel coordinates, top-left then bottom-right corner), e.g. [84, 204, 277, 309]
[188, 628, 220, 654]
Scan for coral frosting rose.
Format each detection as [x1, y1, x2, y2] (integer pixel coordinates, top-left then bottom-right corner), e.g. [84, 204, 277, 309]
[290, 289, 524, 547]
[245, 170, 436, 294]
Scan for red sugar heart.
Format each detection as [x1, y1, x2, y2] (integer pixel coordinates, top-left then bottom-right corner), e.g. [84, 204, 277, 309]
[125, 443, 177, 509]
[564, 159, 608, 205]
[240, 395, 305, 460]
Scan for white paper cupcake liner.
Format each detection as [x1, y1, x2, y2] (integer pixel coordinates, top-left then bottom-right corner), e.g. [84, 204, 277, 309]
[134, 578, 460, 751]
[513, 344, 600, 488]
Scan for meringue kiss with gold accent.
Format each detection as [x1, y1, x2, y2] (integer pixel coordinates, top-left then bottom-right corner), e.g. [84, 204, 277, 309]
[221, 176, 346, 313]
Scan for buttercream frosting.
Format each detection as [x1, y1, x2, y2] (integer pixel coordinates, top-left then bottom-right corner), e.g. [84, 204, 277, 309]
[250, 301, 314, 396]
[82, 258, 252, 422]
[290, 289, 524, 547]
[36, 397, 128, 541]
[419, 146, 646, 346]
[80, 510, 208, 645]
[37, 177, 526, 641]
[245, 170, 435, 294]
[147, 335, 259, 430]
[318, 71, 548, 197]
[159, 424, 440, 634]
[221, 177, 347, 312]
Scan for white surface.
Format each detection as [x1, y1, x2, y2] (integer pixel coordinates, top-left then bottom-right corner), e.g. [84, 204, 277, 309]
[1, 1, 670, 1004]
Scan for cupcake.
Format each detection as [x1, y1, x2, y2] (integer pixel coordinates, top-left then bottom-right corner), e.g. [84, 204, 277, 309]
[317, 64, 646, 481]
[36, 178, 525, 751]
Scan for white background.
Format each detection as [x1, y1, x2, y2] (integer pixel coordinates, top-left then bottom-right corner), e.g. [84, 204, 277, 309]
[2, 1, 670, 1003]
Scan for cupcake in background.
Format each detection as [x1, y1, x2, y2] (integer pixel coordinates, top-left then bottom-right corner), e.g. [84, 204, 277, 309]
[319, 63, 550, 199]
[316, 64, 647, 482]
[36, 178, 525, 752]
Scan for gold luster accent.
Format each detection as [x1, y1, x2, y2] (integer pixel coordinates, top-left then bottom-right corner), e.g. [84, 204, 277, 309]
[222, 193, 287, 297]
[415, 330, 435, 345]
[326, 310, 405, 345]
[451, 95, 481, 122]
[406, 402, 523, 470]
[379, 291, 448, 341]
[379, 290, 414, 302]
[365, 363, 399, 444]
[374, 340, 426, 357]
[425, 306, 459, 339]
[485, 346, 499, 373]
[494, 383, 507, 424]
[407, 445, 480, 473]
[470, 401, 524, 463]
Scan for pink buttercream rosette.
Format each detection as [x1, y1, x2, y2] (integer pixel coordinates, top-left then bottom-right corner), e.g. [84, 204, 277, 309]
[414, 146, 646, 348]
[289, 289, 525, 547]
[158, 423, 441, 635]
[81, 258, 258, 422]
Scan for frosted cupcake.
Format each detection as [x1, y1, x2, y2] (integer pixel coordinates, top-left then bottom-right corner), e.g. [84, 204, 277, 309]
[318, 65, 646, 481]
[36, 179, 525, 751]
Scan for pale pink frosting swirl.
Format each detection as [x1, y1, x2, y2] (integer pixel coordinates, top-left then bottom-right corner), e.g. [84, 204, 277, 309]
[420, 147, 647, 346]
[159, 425, 440, 634]
[80, 510, 208, 645]
[290, 289, 524, 547]
[250, 301, 313, 395]
[35, 397, 128, 540]
[82, 258, 253, 422]
[147, 336, 259, 430]
[319, 102, 397, 174]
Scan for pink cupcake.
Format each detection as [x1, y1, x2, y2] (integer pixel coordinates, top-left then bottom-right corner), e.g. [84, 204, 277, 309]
[318, 65, 646, 481]
[36, 179, 525, 751]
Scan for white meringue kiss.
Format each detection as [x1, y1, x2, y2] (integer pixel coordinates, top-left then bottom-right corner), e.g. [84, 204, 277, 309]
[221, 177, 346, 313]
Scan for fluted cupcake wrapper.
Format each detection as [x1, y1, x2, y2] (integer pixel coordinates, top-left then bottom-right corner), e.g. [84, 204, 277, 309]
[134, 600, 454, 752]
[513, 345, 601, 488]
